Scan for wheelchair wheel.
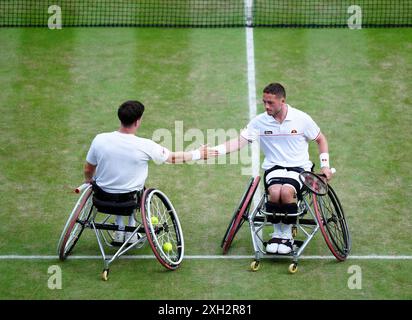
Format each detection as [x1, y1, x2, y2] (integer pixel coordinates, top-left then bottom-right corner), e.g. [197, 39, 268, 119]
[221, 176, 260, 254]
[57, 185, 93, 260]
[141, 188, 184, 270]
[313, 185, 351, 261]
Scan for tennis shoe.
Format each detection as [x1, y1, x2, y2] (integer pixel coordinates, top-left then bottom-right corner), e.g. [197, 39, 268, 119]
[266, 237, 282, 254]
[125, 231, 138, 244]
[277, 239, 294, 254]
[113, 231, 125, 244]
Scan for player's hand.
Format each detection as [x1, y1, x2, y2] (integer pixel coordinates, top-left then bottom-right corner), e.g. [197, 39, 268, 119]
[198, 144, 219, 159]
[321, 167, 333, 181]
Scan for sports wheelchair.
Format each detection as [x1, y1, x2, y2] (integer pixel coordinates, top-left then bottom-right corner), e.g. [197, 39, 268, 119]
[221, 170, 351, 273]
[57, 183, 184, 280]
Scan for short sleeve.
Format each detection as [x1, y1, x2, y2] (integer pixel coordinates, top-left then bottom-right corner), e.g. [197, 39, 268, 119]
[304, 114, 321, 140]
[240, 121, 259, 142]
[86, 137, 98, 165]
[143, 139, 170, 164]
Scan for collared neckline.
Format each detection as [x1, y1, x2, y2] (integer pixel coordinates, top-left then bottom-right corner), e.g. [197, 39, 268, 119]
[264, 104, 294, 123]
[284, 104, 294, 121]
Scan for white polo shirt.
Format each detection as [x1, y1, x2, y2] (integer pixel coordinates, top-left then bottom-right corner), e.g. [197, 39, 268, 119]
[86, 131, 170, 193]
[240, 105, 320, 170]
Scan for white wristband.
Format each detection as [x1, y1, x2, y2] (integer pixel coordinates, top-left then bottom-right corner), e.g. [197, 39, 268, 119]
[320, 153, 330, 168]
[211, 144, 227, 155]
[191, 150, 201, 161]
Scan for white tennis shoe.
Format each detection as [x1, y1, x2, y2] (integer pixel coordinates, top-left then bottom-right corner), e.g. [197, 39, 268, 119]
[277, 239, 294, 254]
[113, 231, 125, 244]
[125, 231, 138, 244]
[266, 237, 281, 253]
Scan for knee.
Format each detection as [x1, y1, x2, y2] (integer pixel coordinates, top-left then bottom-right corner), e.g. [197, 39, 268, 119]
[280, 185, 296, 203]
[268, 185, 281, 203]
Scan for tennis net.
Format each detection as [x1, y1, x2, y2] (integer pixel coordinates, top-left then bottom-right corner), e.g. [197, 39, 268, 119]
[1, 0, 411, 28]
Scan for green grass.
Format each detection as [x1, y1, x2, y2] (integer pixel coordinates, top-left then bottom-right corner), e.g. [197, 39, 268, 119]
[1, 259, 411, 299]
[0, 27, 411, 299]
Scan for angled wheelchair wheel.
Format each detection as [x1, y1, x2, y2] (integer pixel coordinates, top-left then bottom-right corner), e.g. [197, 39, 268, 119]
[141, 188, 184, 270]
[313, 185, 351, 261]
[221, 176, 260, 254]
[58, 185, 93, 260]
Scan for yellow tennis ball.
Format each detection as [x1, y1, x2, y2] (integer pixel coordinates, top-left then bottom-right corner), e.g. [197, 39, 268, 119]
[163, 242, 173, 252]
[151, 216, 159, 225]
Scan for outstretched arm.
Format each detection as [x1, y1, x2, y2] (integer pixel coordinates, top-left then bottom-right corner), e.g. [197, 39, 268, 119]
[211, 136, 249, 155]
[315, 132, 333, 180]
[165, 145, 218, 164]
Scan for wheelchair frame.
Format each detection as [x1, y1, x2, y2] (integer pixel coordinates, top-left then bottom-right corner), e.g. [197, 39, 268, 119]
[57, 184, 184, 280]
[221, 175, 351, 273]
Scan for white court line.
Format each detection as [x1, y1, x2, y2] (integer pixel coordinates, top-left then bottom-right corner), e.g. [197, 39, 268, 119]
[0, 255, 411, 260]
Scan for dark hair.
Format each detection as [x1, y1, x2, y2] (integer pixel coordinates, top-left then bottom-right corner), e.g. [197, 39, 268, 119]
[263, 83, 286, 99]
[117, 100, 145, 127]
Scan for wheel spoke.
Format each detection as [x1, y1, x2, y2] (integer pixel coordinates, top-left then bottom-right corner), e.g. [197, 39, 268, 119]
[58, 187, 93, 259]
[144, 189, 184, 268]
[315, 187, 350, 259]
[221, 177, 260, 253]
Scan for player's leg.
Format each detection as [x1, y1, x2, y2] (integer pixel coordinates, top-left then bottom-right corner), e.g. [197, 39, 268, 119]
[277, 184, 298, 254]
[277, 169, 304, 254]
[267, 184, 282, 203]
[125, 213, 138, 244]
[264, 169, 287, 254]
[265, 168, 286, 209]
[113, 215, 125, 244]
[280, 184, 296, 203]
[264, 168, 303, 254]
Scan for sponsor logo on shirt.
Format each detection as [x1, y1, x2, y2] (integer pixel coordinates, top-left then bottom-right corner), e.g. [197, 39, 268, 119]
[291, 129, 298, 134]
[264, 130, 273, 134]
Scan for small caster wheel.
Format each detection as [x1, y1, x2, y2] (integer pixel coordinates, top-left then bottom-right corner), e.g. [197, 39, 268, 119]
[292, 226, 297, 237]
[288, 263, 298, 274]
[250, 260, 260, 272]
[102, 269, 109, 281]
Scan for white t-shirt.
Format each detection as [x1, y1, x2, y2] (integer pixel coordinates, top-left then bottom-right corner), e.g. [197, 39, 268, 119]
[240, 105, 320, 170]
[86, 131, 170, 193]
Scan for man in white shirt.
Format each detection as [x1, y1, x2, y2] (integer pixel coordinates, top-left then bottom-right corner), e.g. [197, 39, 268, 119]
[211, 83, 332, 254]
[84, 100, 213, 244]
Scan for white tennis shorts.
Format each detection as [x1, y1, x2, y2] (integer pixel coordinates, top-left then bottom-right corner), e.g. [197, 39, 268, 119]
[265, 169, 303, 194]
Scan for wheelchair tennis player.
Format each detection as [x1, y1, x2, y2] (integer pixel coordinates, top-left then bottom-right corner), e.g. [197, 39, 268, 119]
[84, 100, 216, 245]
[211, 83, 333, 255]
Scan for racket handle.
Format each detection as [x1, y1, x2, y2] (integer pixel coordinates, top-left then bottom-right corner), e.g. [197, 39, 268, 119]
[75, 183, 90, 194]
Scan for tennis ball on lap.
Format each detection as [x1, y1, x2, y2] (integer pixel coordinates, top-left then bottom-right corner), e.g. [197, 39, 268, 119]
[151, 216, 159, 225]
[163, 242, 173, 252]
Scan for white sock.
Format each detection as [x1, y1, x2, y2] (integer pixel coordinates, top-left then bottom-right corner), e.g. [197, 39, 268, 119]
[273, 223, 282, 237]
[281, 223, 292, 239]
[128, 214, 136, 227]
[116, 215, 124, 228]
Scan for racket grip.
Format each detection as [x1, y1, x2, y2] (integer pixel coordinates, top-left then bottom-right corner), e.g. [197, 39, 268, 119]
[75, 183, 90, 194]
